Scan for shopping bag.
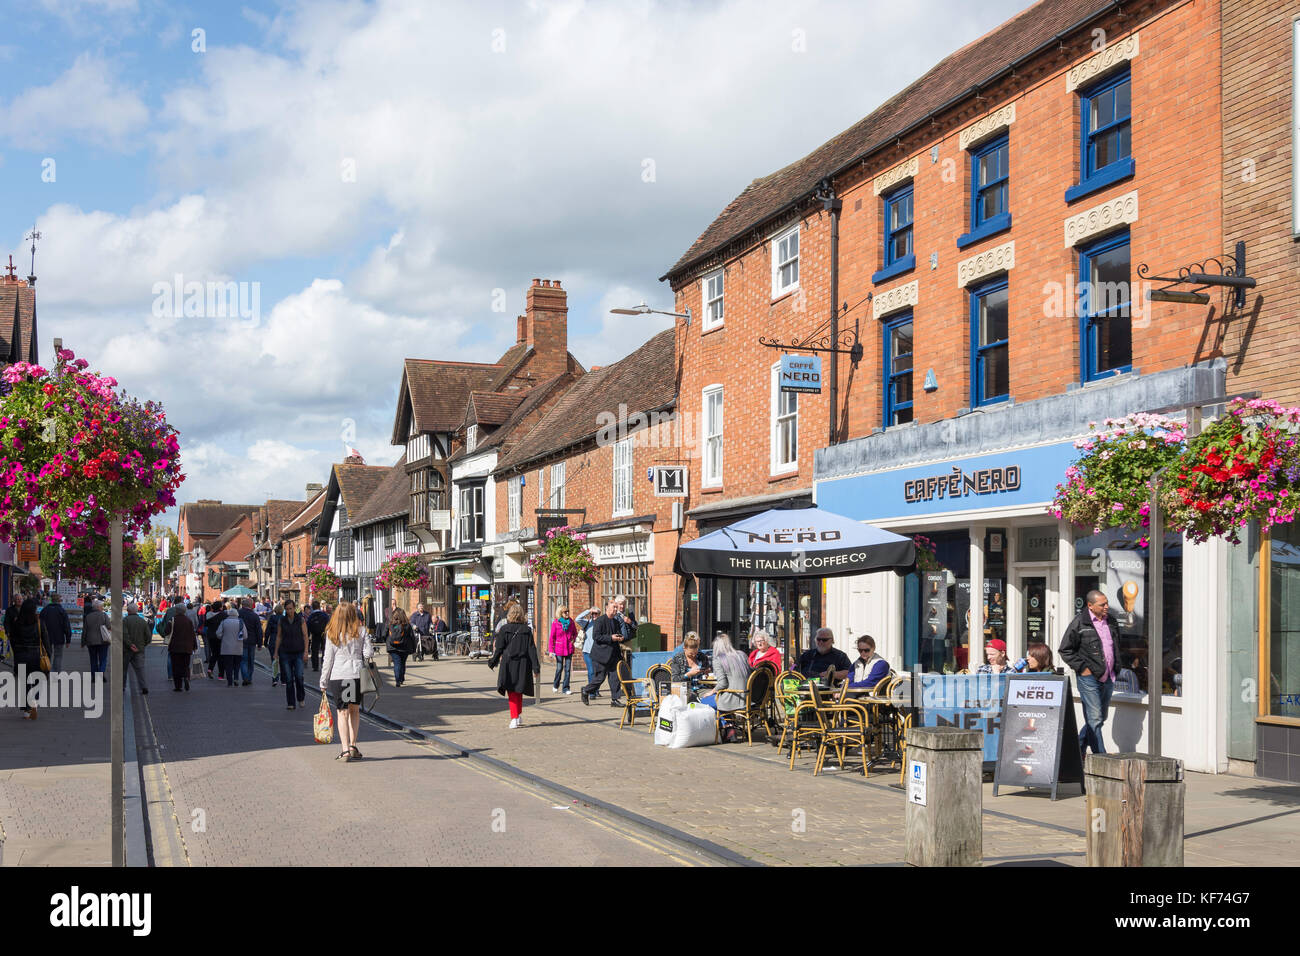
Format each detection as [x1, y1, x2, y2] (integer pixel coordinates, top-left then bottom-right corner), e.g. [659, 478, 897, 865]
[190, 655, 206, 678]
[272, 657, 280, 682]
[667, 702, 717, 748]
[654, 694, 685, 746]
[313, 697, 335, 744]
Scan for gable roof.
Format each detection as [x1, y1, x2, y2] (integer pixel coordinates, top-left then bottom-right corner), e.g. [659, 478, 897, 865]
[662, 0, 1116, 281]
[206, 520, 249, 563]
[335, 462, 389, 516]
[349, 455, 410, 528]
[496, 329, 676, 473]
[465, 391, 524, 428]
[281, 490, 326, 537]
[391, 358, 503, 443]
[0, 281, 37, 366]
[180, 502, 259, 539]
[262, 499, 305, 536]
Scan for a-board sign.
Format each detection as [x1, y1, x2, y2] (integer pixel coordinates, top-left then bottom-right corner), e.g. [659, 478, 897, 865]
[993, 674, 1084, 800]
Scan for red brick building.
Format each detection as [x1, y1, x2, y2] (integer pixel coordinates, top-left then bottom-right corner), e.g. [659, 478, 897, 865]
[177, 501, 258, 601]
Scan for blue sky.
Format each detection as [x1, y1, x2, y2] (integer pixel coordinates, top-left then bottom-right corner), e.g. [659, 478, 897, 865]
[1, 0, 1035, 517]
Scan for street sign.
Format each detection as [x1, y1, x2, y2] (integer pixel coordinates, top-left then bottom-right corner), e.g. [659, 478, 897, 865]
[908, 760, 927, 806]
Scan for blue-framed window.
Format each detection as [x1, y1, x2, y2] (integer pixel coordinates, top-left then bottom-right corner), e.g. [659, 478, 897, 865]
[1066, 69, 1134, 202]
[957, 134, 1011, 248]
[882, 314, 914, 427]
[1078, 230, 1132, 383]
[970, 277, 1010, 407]
[873, 183, 916, 283]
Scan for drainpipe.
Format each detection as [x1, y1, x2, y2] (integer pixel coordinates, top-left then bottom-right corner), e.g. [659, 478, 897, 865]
[820, 180, 843, 445]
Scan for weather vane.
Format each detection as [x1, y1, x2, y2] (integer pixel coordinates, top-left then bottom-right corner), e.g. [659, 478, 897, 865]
[25, 224, 41, 284]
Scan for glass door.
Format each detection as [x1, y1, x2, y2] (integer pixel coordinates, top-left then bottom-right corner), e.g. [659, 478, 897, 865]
[1011, 567, 1057, 661]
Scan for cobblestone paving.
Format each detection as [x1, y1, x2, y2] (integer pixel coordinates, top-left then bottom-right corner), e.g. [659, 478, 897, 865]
[140, 646, 685, 866]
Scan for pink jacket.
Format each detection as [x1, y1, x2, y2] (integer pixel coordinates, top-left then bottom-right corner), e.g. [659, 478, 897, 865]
[549, 617, 578, 657]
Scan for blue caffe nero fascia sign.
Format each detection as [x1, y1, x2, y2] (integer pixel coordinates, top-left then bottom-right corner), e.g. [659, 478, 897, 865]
[816, 440, 1081, 520]
[779, 354, 822, 393]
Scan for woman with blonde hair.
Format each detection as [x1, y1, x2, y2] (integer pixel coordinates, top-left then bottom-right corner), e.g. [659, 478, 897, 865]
[488, 602, 540, 729]
[320, 601, 374, 761]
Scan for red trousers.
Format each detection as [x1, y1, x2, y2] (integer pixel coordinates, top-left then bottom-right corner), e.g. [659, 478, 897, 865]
[508, 691, 523, 718]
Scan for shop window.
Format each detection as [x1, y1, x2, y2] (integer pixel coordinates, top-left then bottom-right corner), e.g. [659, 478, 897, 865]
[970, 277, 1010, 406]
[1078, 230, 1132, 383]
[1073, 529, 1182, 696]
[1268, 525, 1300, 719]
[601, 563, 649, 624]
[882, 314, 914, 427]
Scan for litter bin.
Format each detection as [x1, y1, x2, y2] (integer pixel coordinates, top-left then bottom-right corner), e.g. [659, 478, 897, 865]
[632, 623, 664, 652]
[904, 726, 982, 867]
[1085, 753, 1184, 867]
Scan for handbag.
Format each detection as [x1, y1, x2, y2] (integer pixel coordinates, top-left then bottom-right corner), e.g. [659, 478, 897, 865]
[359, 660, 381, 706]
[38, 622, 51, 674]
[312, 697, 335, 744]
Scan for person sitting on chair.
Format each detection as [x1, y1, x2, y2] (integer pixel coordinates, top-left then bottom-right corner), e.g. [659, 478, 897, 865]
[670, 632, 711, 683]
[847, 635, 890, 689]
[796, 628, 851, 683]
[747, 629, 782, 671]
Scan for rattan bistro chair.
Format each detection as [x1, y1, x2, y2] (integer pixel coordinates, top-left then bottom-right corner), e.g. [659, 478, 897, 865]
[645, 663, 672, 733]
[806, 682, 870, 777]
[775, 671, 820, 770]
[615, 659, 653, 729]
[716, 666, 773, 745]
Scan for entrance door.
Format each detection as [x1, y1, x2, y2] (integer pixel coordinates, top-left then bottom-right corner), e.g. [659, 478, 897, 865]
[1010, 567, 1057, 660]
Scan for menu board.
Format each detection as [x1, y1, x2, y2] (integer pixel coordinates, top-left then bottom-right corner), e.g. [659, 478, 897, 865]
[993, 674, 1084, 800]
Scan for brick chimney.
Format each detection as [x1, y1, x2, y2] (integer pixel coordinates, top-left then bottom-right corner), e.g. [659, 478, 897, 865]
[305, 482, 323, 498]
[522, 278, 568, 382]
[343, 455, 364, 465]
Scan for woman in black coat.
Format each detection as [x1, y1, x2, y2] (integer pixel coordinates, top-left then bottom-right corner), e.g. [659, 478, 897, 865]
[487, 603, 540, 729]
[12, 597, 50, 719]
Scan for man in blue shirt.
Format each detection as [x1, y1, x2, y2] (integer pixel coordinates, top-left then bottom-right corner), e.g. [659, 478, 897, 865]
[847, 635, 891, 689]
[797, 628, 851, 682]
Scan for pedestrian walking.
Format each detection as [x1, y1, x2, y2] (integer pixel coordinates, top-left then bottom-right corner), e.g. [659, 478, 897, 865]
[431, 610, 447, 660]
[576, 605, 600, 698]
[11, 597, 50, 719]
[487, 602, 540, 729]
[1060, 589, 1120, 758]
[320, 601, 374, 762]
[121, 603, 152, 695]
[547, 604, 578, 694]
[237, 597, 262, 686]
[271, 598, 309, 710]
[265, 603, 282, 687]
[409, 602, 431, 662]
[216, 606, 248, 687]
[580, 600, 626, 708]
[204, 601, 228, 679]
[385, 606, 415, 687]
[82, 599, 110, 674]
[166, 608, 199, 691]
[38, 592, 72, 673]
[307, 600, 330, 672]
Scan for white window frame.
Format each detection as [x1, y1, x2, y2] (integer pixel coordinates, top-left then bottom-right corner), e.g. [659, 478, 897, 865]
[550, 461, 566, 509]
[703, 385, 724, 488]
[771, 224, 800, 298]
[537, 467, 545, 510]
[507, 477, 521, 532]
[612, 438, 634, 516]
[702, 269, 725, 331]
[466, 425, 478, 453]
[770, 362, 798, 475]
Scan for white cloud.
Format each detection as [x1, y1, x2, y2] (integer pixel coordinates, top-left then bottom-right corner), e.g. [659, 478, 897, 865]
[0, 53, 148, 150]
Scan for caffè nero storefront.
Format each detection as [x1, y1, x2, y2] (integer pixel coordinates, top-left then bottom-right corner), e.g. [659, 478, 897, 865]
[813, 361, 1235, 773]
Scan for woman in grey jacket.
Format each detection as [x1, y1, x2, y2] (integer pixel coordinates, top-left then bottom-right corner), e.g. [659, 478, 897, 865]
[216, 608, 247, 687]
[82, 600, 110, 674]
[701, 632, 751, 719]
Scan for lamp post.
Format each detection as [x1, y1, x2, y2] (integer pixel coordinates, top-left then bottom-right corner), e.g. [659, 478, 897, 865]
[610, 302, 691, 323]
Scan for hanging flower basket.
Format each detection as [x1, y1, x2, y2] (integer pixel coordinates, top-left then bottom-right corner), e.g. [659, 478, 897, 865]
[1163, 399, 1300, 544]
[912, 534, 945, 573]
[306, 563, 340, 597]
[59, 533, 146, 588]
[527, 526, 598, 585]
[0, 348, 183, 546]
[375, 551, 429, 590]
[1050, 413, 1188, 545]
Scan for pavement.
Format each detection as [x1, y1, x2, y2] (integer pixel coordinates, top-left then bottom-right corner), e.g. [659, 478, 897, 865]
[3, 638, 1298, 867]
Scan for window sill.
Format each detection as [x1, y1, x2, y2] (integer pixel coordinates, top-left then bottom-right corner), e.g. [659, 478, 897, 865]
[768, 469, 799, 483]
[770, 287, 800, 306]
[871, 254, 916, 286]
[1111, 691, 1183, 710]
[971, 394, 1012, 410]
[701, 322, 725, 336]
[956, 213, 1012, 250]
[1064, 158, 1136, 204]
[1075, 365, 1137, 389]
[700, 484, 724, 495]
[610, 509, 634, 520]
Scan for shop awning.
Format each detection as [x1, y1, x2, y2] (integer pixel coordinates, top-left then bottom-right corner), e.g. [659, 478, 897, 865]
[677, 505, 915, 579]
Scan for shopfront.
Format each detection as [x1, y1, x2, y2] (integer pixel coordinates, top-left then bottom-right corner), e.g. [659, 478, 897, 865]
[1257, 525, 1300, 781]
[813, 360, 1230, 771]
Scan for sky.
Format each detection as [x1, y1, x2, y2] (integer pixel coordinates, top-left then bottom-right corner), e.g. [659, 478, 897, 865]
[2, 0, 1035, 522]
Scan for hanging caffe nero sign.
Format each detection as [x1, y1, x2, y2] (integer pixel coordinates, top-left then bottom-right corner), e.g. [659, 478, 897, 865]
[778, 354, 822, 394]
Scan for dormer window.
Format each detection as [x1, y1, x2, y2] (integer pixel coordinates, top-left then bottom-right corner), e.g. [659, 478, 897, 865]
[466, 425, 478, 452]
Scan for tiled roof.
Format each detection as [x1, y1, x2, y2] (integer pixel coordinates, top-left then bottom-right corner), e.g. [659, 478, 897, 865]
[465, 391, 524, 428]
[205, 522, 248, 562]
[496, 329, 676, 473]
[180, 502, 259, 538]
[264, 499, 305, 536]
[349, 455, 410, 527]
[662, 0, 1114, 281]
[0, 282, 37, 366]
[281, 490, 326, 537]
[487, 343, 531, 391]
[334, 462, 390, 517]
[398, 358, 503, 437]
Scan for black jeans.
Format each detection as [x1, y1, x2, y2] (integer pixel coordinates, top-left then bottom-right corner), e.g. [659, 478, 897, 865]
[310, 634, 326, 670]
[582, 658, 623, 703]
[280, 656, 305, 706]
[170, 653, 190, 690]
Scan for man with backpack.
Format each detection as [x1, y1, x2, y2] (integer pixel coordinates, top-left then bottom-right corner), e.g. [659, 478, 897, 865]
[306, 600, 331, 672]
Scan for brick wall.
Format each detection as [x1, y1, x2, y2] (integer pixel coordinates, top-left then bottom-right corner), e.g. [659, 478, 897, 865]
[668, 0, 1221, 518]
[1222, 0, 1300, 405]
